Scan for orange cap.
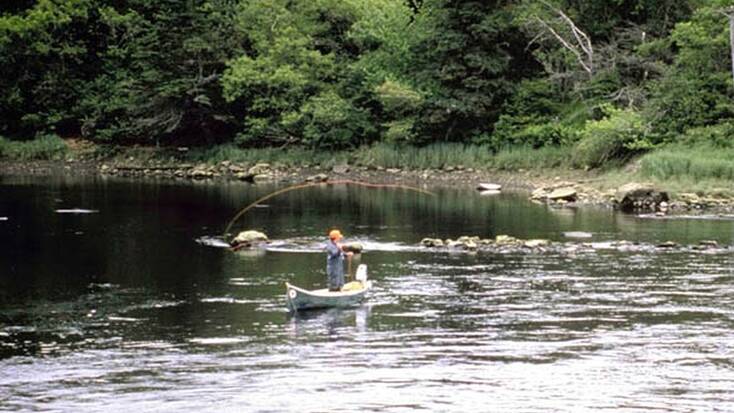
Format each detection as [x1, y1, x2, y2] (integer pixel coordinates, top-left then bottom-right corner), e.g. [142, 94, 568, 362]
[329, 229, 343, 240]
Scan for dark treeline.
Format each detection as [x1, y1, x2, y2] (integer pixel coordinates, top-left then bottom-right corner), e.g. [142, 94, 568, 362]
[1, 0, 733, 165]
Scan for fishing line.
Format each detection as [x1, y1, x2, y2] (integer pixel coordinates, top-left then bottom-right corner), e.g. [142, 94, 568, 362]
[222, 180, 435, 237]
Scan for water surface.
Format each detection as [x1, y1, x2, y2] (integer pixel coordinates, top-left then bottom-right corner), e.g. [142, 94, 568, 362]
[1, 175, 733, 412]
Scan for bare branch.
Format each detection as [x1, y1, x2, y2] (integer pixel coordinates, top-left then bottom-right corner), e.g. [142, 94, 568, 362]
[534, 16, 592, 74]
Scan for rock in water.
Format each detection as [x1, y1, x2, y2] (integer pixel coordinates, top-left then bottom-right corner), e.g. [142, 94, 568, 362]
[524, 239, 550, 248]
[342, 242, 363, 254]
[231, 230, 269, 249]
[547, 187, 577, 202]
[305, 173, 328, 182]
[563, 231, 593, 239]
[615, 183, 669, 212]
[248, 163, 271, 175]
[332, 164, 350, 174]
[477, 183, 502, 191]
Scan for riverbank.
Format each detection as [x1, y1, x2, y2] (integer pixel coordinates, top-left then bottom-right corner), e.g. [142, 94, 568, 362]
[3, 140, 734, 214]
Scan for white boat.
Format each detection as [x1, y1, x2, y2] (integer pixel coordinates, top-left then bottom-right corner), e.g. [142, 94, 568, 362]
[285, 265, 372, 312]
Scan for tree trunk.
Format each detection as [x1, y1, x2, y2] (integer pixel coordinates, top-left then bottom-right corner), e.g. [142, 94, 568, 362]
[730, 14, 734, 86]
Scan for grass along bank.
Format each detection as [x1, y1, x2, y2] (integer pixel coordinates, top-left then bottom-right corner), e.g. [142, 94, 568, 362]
[3, 137, 734, 202]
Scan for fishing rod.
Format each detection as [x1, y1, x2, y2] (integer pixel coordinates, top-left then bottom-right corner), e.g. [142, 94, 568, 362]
[222, 179, 435, 237]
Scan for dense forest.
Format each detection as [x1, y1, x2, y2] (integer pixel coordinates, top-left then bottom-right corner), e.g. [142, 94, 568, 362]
[1, 0, 734, 169]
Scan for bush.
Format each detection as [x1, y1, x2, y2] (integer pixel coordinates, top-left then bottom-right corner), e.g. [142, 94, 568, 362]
[572, 106, 650, 169]
[300, 90, 376, 150]
[679, 122, 734, 148]
[0, 133, 67, 160]
[489, 117, 578, 149]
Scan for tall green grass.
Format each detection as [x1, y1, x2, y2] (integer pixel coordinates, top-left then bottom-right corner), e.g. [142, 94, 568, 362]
[354, 143, 493, 169]
[639, 145, 734, 181]
[187, 145, 349, 168]
[354, 143, 573, 170]
[189, 142, 575, 171]
[0, 134, 67, 160]
[491, 145, 572, 170]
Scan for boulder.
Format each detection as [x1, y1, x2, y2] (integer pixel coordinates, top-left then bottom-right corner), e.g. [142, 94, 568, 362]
[305, 173, 329, 182]
[421, 238, 444, 247]
[252, 174, 272, 183]
[615, 183, 669, 212]
[463, 240, 478, 250]
[563, 231, 593, 239]
[235, 172, 255, 181]
[524, 239, 550, 248]
[231, 230, 269, 249]
[248, 163, 271, 175]
[656, 241, 678, 248]
[547, 187, 577, 202]
[342, 242, 363, 254]
[531, 188, 549, 200]
[190, 168, 213, 179]
[458, 236, 480, 244]
[495, 234, 519, 245]
[477, 183, 502, 191]
[332, 164, 350, 174]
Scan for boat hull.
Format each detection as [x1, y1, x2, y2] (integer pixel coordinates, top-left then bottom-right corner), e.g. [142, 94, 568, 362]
[285, 281, 372, 312]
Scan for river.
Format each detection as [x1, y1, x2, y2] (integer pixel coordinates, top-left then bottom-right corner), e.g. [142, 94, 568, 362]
[1, 175, 733, 412]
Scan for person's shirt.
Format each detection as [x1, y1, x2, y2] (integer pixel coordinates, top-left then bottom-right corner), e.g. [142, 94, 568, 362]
[325, 240, 342, 262]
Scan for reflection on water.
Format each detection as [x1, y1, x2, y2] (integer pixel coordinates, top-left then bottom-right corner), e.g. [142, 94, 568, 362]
[1, 175, 734, 412]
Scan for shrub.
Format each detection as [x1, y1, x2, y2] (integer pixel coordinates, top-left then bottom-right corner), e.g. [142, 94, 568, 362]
[573, 106, 650, 169]
[679, 122, 734, 148]
[0, 133, 67, 160]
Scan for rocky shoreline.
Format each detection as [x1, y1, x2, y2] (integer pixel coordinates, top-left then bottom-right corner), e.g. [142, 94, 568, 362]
[3, 156, 734, 214]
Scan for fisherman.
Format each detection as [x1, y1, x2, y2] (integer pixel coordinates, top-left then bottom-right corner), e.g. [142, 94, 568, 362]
[325, 229, 353, 291]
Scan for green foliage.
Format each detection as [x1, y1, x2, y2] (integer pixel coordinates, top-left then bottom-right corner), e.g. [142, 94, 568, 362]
[573, 106, 650, 168]
[81, 0, 242, 145]
[221, 0, 378, 149]
[646, 4, 734, 138]
[409, 0, 538, 143]
[0, 0, 728, 163]
[489, 80, 581, 149]
[679, 123, 734, 148]
[0, 0, 101, 138]
[300, 90, 375, 149]
[0, 134, 67, 160]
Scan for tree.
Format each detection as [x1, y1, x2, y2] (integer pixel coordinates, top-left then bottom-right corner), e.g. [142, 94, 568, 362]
[644, 2, 734, 141]
[222, 0, 383, 149]
[409, 0, 539, 144]
[0, 0, 103, 139]
[80, 0, 243, 145]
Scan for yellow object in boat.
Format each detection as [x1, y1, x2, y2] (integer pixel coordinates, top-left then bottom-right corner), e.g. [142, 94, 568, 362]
[341, 281, 363, 291]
